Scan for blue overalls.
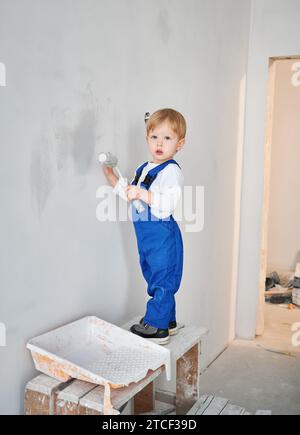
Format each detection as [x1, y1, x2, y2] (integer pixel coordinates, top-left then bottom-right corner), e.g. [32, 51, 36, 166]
[131, 159, 184, 330]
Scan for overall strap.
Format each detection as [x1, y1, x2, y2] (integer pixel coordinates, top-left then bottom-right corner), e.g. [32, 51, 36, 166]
[141, 159, 181, 191]
[131, 161, 149, 186]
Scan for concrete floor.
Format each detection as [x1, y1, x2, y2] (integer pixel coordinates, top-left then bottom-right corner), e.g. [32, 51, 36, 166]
[199, 303, 300, 415]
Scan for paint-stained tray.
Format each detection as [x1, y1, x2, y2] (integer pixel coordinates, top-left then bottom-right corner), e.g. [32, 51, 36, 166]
[27, 316, 170, 411]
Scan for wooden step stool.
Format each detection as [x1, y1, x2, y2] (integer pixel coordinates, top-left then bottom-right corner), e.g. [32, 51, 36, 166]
[25, 317, 208, 415]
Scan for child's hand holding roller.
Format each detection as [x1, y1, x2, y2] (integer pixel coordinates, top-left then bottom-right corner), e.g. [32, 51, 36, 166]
[125, 185, 153, 206]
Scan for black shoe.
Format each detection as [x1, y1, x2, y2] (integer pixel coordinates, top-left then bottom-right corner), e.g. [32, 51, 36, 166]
[140, 317, 178, 336]
[130, 323, 170, 345]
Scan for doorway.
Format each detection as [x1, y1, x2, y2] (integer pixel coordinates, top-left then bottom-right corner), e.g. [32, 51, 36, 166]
[257, 56, 300, 336]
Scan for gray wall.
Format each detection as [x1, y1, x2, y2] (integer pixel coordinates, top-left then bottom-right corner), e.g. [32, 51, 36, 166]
[0, 0, 250, 414]
[236, 0, 300, 338]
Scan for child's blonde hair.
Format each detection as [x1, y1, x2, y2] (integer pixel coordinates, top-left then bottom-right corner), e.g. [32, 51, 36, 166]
[146, 108, 187, 140]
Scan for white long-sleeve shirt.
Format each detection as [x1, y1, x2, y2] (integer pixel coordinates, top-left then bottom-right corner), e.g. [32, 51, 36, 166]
[113, 162, 184, 219]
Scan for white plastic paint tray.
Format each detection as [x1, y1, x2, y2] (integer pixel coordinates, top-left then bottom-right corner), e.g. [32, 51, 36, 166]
[27, 316, 171, 388]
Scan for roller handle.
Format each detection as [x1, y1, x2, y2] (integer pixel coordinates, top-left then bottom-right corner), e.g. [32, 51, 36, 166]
[118, 176, 145, 213]
[99, 153, 145, 213]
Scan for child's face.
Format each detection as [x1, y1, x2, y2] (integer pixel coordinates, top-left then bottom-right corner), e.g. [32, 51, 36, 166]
[146, 121, 185, 164]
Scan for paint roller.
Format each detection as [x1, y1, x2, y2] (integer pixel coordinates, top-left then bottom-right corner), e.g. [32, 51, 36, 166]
[99, 152, 145, 213]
